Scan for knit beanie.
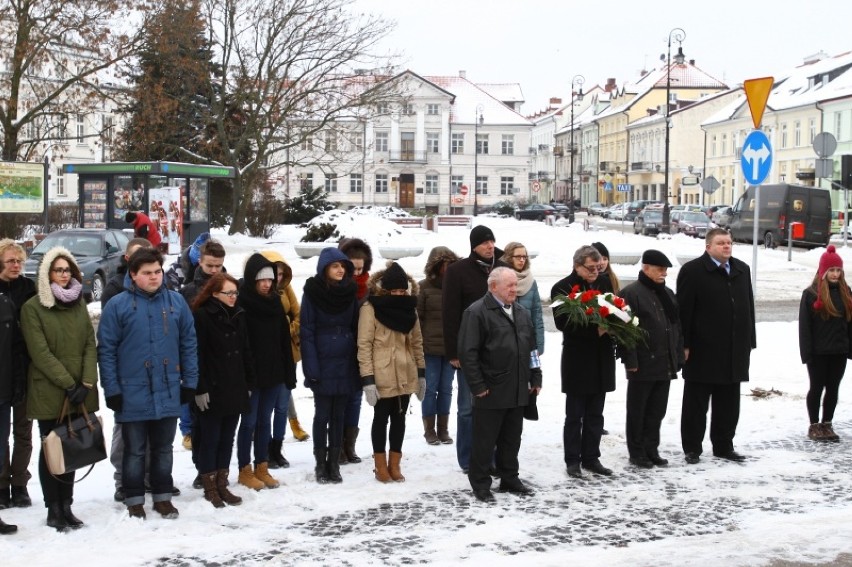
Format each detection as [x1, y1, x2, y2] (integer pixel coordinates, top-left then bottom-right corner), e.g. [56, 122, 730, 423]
[469, 225, 496, 249]
[256, 266, 275, 281]
[818, 245, 843, 279]
[591, 241, 610, 259]
[381, 262, 408, 291]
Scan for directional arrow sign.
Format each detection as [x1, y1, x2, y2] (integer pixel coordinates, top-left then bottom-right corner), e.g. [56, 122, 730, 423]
[740, 130, 773, 186]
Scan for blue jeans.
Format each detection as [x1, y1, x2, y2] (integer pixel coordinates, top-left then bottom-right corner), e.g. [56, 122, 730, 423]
[121, 418, 177, 506]
[0, 401, 10, 465]
[422, 354, 455, 417]
[456, 369, 473, 471]
[343, 389, 362, 428]
[271, 387, 293, 441]
[237, 385, 282, 468]
[313, 394, 347, 451]
[179, 402, 193, 436]
[196, 413, 239, 474]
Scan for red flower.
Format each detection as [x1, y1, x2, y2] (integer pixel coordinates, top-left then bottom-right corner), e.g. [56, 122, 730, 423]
[580, 291, 593, 303]
[599, 306, 610, 317]
[585, 307, 594, 315]
[571, 284, 580, 293]
[569, 292, 578, 300]
[614, 297, 626, 309]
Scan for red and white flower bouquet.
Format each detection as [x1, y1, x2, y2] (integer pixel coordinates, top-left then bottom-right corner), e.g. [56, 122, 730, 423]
[552, 286, 646, 349]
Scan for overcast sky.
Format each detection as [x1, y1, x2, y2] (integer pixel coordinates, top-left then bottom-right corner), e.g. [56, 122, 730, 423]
[354, 0, 852, 115]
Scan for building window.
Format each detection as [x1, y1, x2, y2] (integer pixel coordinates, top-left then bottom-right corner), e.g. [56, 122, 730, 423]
[349, 173, 362, 193]
[324, 130, 337, 152]
[711, 135, 717, 157]
[427, 104, 439, 116]
[354, 132, 364, 152]
[76, 114, 85, 143]
[300, 173, 313, 191]
[375, 174, 388, 193]
[325, 174, 337, 193]
[425, 174, 438, 194]
[402, 104, 414, 116]
[500, 176, 514, 195]
[375, 131, 388, 152]
[451, 133, 464, 154]
[426, 132, 439, 153]
[102, 115, 114, 144]
[476, 176, 487, 195]
[721, 134, 727, 155]
[56, 167, 65, 196]
[794, 121, 801, 147]
[501, 134, 514, 155]
[376, 102, 389, 114]
[301, 134, 313, 151]
[810, 118, 817, 143]
[781, 123, 788, 148]
[476, 134, 488, 155]
[451, 175, 463, 193]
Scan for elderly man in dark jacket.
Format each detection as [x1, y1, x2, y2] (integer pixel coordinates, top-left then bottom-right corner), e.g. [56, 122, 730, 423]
[619, 250, 683, 469]
[677, 228, 755, 464]
[459, 267, 542, 502]
[442, 225, 507, 473]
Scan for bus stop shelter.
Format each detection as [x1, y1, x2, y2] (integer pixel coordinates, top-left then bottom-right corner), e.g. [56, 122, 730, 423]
[64, 161, 235, 253]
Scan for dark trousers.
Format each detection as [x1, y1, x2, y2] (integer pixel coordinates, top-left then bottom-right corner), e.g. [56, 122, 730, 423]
[806, 354, 847, 423]
[681, 381, 741, 456]
[343, 389, 362, 428]
[563, 392, 606, 466]
[468, 406, 524, 491]
[1, 399, 33, 489]
[121, 418, 177, 507]
[37, 419, 74, 506]
[371, 395, 410, 453]
[196, 413, 239, 474]
[626, 380, 671, 459]
[313, 394, 347, 451]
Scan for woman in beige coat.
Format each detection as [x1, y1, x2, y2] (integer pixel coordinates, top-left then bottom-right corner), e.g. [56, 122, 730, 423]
[358, 262, 425, 482]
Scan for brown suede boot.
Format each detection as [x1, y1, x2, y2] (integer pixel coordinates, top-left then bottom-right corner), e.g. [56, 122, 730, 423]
[822, 422, 841, 441]
[201, 472, 224, 508]
[289, 417, 310, 442]
[808, 423, 822, 440]
[373, 453, 391, 483]
[388, 451, 405, 482]
[217, 469, 242, 506]
[423, 416, 440, 445]
[437, 415, 453, 444]
[254, 462, 280, 489]
[238, 464, 265, 491]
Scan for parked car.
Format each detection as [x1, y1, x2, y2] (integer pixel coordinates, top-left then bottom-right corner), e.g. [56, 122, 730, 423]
[514, 203, 556, 221]
[711, 206, 734, 228]
[831, 209, 852, 234]
[670, 211, 713, 238]
[633, 209, 664, 236]
[607, 203, 628, 220]
[24, 228, 130, 302]
[550, 202, 570, 218]
[624, 199, 662, 221]
[587, 202, 608, 216]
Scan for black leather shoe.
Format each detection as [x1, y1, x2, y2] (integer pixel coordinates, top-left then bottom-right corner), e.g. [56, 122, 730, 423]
[473, 489, 495, 502]
[0, 487, 9, 509]
[10, 486, 31, 508]
[583, 460, 613, 476]
[192, 474, 203, 489]
[714, 451, 747, 462]
[684, 452, 701, 464]
[649, 454, 669, 467]
[171, 486, 181, 496]
[498, 478, 533, 495]
[566, 464, 585, 479]
[629, 456, 654, 469]
[0, 516, 17, 534]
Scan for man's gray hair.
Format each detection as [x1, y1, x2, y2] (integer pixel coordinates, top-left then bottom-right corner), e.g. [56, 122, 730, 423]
[487, 266, 514, 287]
[573, 245, 601, 267]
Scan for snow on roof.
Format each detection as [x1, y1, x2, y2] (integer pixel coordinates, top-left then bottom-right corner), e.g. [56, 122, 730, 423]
[475, 82, 525, 103]
[425, 75, 532, 126]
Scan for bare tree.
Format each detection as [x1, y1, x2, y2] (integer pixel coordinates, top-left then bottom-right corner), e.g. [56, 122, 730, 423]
[0, 0, 149, 162]
[200, 0, 398, 234]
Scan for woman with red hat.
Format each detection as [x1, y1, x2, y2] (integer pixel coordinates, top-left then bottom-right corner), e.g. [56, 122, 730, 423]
[798, 245, 852, 441]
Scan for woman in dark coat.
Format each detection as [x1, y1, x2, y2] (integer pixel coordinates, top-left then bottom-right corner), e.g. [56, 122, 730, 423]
[191, 273, 254, 508]
[235, 254, 296, 491]
[300, 247, 360, 483]
[798, 245, 852, 442]
[551, 245, 615, 479]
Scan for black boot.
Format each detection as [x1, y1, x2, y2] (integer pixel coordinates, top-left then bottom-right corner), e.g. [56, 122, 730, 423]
[10, 486, 31, 508]
[326, 447, 343, 483]
[343, 427, 362, 464]
[61, 499, 84, 529]
[314, 448, 330, 484]
[0, 515, 16, 534]
[46, 501, 68, 532]
[268, 439, 290, 469]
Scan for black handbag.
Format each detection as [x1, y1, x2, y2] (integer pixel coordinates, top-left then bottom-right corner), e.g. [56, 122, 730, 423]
[42, 399, 107, 477]
[524, 391, 539, 421]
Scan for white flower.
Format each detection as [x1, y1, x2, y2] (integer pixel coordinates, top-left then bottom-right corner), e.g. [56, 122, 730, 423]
[631, 316, 640, 326]
[596, 294, 631, 323]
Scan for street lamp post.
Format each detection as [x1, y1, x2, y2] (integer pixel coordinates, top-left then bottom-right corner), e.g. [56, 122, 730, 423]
[474, 104, 483, 216]
[661, 27, 686, 234]
[568, 75, 585, 224]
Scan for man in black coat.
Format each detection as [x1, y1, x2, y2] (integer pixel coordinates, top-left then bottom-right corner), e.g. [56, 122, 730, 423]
[619, 250, 683, 469]
[458, 267, 542, 502]
[442, 225, 507, 473]
[677, 228, 755, 464]
[551, 245, 616, 478]
[0, 239, 36, 509]
[101, 238, 152, 310]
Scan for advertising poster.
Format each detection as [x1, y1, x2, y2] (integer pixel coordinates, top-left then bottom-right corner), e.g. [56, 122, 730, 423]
[0, 161, 44, 213]
[149, 186, 183, 254]
[82, 180, 107, 228]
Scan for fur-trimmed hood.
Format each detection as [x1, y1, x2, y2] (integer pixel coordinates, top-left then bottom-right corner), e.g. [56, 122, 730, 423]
[36, 246, 82, 308]
[423, 246, 460, 282]
[338, 237, 373, 272]
[367, 260, 419, 297]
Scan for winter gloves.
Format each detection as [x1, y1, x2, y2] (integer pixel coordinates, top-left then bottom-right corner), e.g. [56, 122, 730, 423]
[180, 387, 196, 405]
[65, 383, 90, 405]
[363, 373, 427, 404]
[364, 384, 379, 407]
[195, 393, 210, 412]
[416, 378, 426, 402]
[105, 394, 123, 413]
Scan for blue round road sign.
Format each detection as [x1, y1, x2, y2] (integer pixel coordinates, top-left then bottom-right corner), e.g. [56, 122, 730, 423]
[740, 130, 773, 186]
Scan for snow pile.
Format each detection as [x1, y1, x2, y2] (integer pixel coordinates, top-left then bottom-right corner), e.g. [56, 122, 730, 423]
[303, 207, 409, 244]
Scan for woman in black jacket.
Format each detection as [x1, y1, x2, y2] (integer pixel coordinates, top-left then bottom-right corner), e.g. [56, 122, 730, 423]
[191, 273, 254, 508]
[799, 246, 852, 442]
[236, 254, 296, 491]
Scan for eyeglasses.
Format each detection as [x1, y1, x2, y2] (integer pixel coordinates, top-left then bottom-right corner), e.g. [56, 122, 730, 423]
[512, 255, 528, 260]
[3, 259, 23, 265]
[218, 290, 239, 297]
[580, 264, 600, 273]
[51, 267, 72, 274]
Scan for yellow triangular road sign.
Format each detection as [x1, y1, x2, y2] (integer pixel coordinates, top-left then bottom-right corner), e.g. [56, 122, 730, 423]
[743, 77, 774, 129]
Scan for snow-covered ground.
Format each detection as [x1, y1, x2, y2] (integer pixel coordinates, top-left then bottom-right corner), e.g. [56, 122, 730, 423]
[4, 212, 852, 566]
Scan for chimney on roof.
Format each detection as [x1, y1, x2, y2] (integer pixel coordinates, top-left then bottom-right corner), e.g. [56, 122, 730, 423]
[689, 59, 695, 66]
[605, 78, 616, 92]
[459, 70, 466, 79]
[550, 97, 562, 105]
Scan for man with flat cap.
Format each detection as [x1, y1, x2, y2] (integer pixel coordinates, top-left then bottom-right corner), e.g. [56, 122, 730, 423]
[442, 225, 507, 473]
[618, 250, 683, 468]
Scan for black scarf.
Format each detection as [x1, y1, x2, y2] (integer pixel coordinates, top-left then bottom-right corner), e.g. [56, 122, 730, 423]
[304, 275, 357, 314]
[638, 271, 678, 323]
[238, 284, 284, 320]
[369, 294, 417, 333]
